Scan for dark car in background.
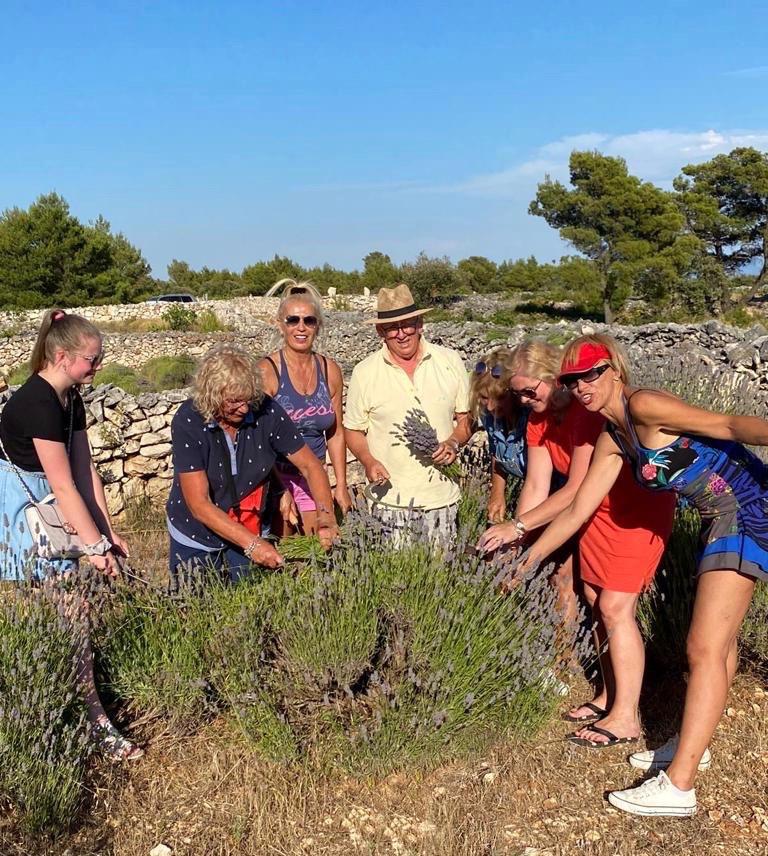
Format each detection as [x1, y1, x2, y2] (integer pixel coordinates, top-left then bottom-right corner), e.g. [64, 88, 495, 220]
[144, 293, 197, 304]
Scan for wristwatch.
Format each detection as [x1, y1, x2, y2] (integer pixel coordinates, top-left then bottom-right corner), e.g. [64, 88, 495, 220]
[83, 534, 113, 556]
[512, 518, 527, 536]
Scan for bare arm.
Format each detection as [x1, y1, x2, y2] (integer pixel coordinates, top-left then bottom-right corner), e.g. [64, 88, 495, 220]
[515, 445, 554, 516]
[630, 388, 768, 447]
[345, 428, 390, 483]
[432, 411, 473, 465]
[179, 470, 283, 567]
[324, 359, 351, 511]
[257, 355, 279, 397]
[477, 435, 597, 553]
[284, 444, 338, 544]
[517, 433, 625, 572]
[69, 430, 110, 530]
[517, 438, 596, 531]
[34, 438, 105, 546]
[487, 461, 508, 524]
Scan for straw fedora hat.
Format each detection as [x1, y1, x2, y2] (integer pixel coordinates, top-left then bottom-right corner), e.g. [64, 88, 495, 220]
[363, 283, 433, 325]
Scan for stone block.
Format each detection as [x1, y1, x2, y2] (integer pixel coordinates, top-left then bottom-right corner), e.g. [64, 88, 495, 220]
[141, 442, 173, 459]
[125, 456, 162, 476]
[124, 419, 151, 438]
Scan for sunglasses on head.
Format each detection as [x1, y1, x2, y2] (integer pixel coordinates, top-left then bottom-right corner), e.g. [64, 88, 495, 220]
[560, 363, 612, 390]
[284, 315, 318, 328]
[474, 361, 503, 378]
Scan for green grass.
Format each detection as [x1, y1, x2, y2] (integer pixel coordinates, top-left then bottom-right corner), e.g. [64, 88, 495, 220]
[94, 355, 197, 393]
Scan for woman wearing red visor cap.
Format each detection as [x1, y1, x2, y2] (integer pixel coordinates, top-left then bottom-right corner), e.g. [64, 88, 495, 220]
[478, 339, 675, 749]
[515, 333, 768, 817]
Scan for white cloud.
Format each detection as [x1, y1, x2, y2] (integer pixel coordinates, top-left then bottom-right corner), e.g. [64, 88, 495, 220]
[432, 128, 768, 197]
[724, 66, 768, 78]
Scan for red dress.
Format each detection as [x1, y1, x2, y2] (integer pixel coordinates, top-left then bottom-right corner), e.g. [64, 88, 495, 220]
[527, 400, 675, 593]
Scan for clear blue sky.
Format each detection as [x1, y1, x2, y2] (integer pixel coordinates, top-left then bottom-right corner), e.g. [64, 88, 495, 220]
[1, 0, 766, 278]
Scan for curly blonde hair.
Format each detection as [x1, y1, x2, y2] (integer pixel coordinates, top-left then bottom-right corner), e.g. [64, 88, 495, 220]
[561, 333, 631, 384]
[192, 343, 264, 422]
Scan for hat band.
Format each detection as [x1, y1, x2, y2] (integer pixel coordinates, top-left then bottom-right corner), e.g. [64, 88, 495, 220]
[377, 303, 418, 320]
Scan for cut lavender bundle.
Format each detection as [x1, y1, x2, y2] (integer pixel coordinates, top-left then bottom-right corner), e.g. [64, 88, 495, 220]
[391, 408, 460, 481]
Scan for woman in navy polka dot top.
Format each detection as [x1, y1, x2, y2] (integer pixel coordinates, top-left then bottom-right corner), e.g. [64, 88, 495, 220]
[166, 343, 337, 584]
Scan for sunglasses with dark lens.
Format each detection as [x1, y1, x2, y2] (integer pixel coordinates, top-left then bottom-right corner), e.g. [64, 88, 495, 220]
[474, 361, 503, 378]
[75, 351, 105, 367]
[510, 379, 543, 400]
[284, 315, 318, 328]
[560, 363, 612, 390]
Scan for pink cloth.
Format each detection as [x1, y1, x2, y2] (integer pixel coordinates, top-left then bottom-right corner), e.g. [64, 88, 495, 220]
[278, 469, 316, 512]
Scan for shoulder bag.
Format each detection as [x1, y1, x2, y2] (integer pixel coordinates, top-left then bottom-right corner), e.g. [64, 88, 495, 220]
[0, 393, 86, 559]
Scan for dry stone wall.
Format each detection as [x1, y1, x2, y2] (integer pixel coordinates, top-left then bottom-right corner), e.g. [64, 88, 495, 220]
[2, 309, 768, 519]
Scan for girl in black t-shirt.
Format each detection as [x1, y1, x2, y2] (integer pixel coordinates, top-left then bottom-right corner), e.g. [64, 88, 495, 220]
[0, 309, 141, 761]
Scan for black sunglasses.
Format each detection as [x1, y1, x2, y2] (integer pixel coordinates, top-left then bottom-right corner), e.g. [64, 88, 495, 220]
[510, 379, 543, 400]
[560, 363, 612, 390]
[474, 361, 503, 378]
[284, 315, 318, 327]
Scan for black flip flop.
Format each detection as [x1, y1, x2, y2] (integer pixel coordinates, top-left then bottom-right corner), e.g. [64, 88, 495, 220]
[566, 725, 640, 749]
[561, 702, 608, 723]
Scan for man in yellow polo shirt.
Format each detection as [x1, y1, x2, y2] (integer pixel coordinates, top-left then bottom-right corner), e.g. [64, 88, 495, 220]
[344, 283, 471, 545]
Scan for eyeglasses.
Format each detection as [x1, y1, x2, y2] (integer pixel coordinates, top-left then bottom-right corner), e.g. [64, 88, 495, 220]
[74, 352, 104, 367]
[283, 315, 318, 328]
[381, 322, 417, 337]
[510, 379, 543, 400]
[474, 362, 503, 378]
[560, 363, 612, 390]
[222, 396, 250, 408]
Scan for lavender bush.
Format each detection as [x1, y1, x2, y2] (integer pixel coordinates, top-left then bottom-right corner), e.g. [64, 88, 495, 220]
[0, 583, 91, 832]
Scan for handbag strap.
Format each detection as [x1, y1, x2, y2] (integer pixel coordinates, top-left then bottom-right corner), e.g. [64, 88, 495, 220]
[0, 388, 76, 505]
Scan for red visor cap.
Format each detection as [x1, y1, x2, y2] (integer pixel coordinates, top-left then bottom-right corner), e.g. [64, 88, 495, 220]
[558, 343, 612, 381]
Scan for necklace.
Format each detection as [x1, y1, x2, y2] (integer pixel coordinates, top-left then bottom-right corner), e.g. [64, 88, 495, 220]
[282, 349, 316, 396]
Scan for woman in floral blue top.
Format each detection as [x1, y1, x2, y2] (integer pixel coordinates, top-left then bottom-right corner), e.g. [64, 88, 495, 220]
[516, 334, 768, 819]
[469, 348, 528, 523]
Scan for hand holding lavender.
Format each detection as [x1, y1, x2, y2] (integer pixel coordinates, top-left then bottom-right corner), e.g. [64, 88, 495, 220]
[391, 408, 460, 480]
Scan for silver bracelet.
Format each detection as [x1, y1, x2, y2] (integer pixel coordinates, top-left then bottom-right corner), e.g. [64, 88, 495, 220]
[244, 537, 262, 558]
[512, 518, 527, 536]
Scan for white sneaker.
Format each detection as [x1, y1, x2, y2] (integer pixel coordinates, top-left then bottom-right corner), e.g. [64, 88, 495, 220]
[629, 734, 712, 771]
[608, 771, 697, 817]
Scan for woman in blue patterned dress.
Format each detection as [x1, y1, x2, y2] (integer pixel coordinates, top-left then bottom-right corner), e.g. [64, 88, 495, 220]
[515, 333, 768, 818]
[469, 348, 528, 522]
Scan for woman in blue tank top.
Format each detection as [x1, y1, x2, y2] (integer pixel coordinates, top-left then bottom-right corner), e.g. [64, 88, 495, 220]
[515, 334, 768, 819]
[259, 280, 350, 534]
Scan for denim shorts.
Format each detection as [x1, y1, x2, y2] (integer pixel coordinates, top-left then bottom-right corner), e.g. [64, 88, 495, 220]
[168, 536, 255, 587]
[0, 460, 77, 582]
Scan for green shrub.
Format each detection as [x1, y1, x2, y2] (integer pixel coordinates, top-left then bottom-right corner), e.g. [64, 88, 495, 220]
[0, 585, 91, 833]
[8, 362, 31, 386]
[93, 491, 583, 773]
[193, 308, 227, 333]
[141, 354, 196, 390]
[162, 304, 197, 331]
[637, 507, 699, 671]
[96, 363, 141, 394]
